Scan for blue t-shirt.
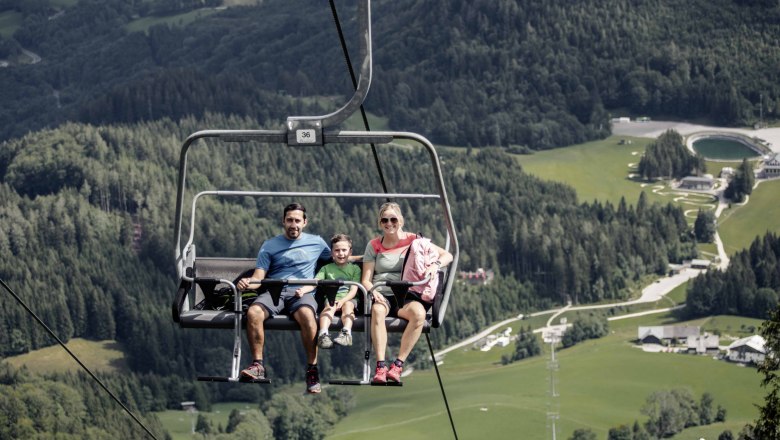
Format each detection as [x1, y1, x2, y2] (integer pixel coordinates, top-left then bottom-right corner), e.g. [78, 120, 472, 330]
[256, 232, 331, 279]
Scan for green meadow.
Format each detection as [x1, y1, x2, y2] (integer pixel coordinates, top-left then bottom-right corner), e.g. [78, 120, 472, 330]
[125, 8, 220, 34]
[514, 136, 663, 206]
[515, 134, 780, 258]
[158, 402, 257, 440]
[5, 338, 128, 375]
[0, 10, 22, 39]
[323, 312, 762, 439]
[515, 135, 720, 215]
[149, 309, 763, 439]
[718, 178, 780, 253]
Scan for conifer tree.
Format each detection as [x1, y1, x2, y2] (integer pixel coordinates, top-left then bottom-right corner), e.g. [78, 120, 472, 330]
[693, 209, 716, 243]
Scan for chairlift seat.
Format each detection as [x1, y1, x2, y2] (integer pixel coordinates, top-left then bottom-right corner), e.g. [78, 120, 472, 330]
[172, 256, 445, 333]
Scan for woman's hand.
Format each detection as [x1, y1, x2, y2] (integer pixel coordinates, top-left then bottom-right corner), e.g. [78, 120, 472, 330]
[371, 291, 387, 305]
[425, 263, 440, 280]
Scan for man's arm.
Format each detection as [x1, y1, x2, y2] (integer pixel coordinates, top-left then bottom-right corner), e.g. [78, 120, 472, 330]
[237, 268, 266, 291]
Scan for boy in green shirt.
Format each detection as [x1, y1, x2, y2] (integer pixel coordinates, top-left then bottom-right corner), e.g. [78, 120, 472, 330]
[314, 234, 362, 348]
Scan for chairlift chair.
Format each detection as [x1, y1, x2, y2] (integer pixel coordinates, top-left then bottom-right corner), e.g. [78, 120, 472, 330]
[171, 0, 459, 385]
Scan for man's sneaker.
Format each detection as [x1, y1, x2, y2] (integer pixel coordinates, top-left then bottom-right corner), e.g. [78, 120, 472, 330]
[240, 362, 265, 380]
[306, 367, 321, 394]
[332, 330, 352, 347]
[372, 365, 388, 384]
[387, 363, 402, 383]
[318, 333, 334, 349]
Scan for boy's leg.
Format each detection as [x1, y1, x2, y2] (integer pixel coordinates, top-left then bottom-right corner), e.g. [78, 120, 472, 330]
[317, 305, 335, 349]
[319, 304, 334, 332]
[333, 301, 355, 347]
[341, 301, 356, 330]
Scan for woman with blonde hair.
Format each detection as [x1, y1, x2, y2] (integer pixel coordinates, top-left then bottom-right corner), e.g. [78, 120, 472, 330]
[361, 202, 453, 383]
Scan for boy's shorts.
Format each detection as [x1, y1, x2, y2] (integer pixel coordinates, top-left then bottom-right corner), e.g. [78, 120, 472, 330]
[251, 287, 318, 317]
[324, 298, 358, 314]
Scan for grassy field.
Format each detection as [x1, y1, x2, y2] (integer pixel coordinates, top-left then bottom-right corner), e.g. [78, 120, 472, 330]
[514, 136, 665, 206]
[158, 402, 257, 440]
[0, 10, 22, 39]
[125, 8, 220, 34]
[705, 160, 742, 180]
[49, 0, 79, 7]
[150, 309, 764, 439]
[515, 135, 719, 227]
[515, 134, 780, 258]
[5, 338, 128, 374]
[322, 312, 762, 440]
[718, 178, 780, 254]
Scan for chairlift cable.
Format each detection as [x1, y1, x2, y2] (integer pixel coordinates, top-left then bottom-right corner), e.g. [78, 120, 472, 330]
[328, 0, 390, 198]
[426, 333, 460, 439]
[328, 3, 458, 437]
[0, 277, 160, 440]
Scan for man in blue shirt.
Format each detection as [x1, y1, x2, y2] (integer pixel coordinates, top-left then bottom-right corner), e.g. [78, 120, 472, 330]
[236, 203, 331, 393]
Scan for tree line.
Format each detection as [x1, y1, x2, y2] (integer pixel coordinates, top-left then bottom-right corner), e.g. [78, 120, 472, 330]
[1, 0, 779, 147]
[0, 362, 354, 439]
[724, 158, 755, 203]
[685, 232, 780, 319]
[569, 389, 727, 440]
[0, 364, 170, 440]
[637, 130, 705, 180]
[561, 311, 609, 348]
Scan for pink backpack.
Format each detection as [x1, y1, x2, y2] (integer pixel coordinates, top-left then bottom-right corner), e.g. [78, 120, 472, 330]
[401, 237, 440, 303]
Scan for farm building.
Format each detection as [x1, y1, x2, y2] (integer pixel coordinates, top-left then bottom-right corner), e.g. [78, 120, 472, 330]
[727, 335, 766, 364]
[638, 325, 700, 345]
[687, 334, 720, 355]
[679, 176, 714, 190]
[760, 152, 780, 178]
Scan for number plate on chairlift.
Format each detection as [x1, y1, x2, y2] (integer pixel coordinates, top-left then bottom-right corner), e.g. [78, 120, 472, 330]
[296, 129, 317, 144]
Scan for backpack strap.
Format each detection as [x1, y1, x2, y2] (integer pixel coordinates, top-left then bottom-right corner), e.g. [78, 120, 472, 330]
[399, 232, 423, 275]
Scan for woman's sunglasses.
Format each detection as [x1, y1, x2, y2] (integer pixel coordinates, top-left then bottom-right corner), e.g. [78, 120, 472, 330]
[380, 217, 399, 224]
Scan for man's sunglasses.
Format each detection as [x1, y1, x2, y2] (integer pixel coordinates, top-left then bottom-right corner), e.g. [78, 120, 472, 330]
[380, 217, 399, 224]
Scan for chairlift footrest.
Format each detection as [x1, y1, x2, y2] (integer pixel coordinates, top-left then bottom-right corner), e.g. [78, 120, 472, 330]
[369, 381, 403, 387]
[197, 375, 231, 382]
[238, 377, 271, 384]
[196, 375, 271, 384]
[328, 379, 370, 386]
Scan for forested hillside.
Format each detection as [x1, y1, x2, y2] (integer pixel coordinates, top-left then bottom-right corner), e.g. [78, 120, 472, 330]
[0, 113, 695, 385]
[1, 0, 779, 148]
[0, 364, 169, 439]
